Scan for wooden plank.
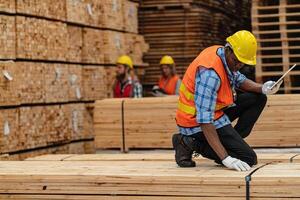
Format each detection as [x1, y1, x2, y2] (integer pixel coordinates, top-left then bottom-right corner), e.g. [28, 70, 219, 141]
[26, 152, 298, 164]
[66, 25, 82, 63]
[68, 64, 83, 101]
[82, 28, 104, 64]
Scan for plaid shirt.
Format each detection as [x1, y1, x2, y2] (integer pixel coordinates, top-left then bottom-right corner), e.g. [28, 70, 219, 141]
[133, 80, 143, 98]
[178, 47, 247, 135]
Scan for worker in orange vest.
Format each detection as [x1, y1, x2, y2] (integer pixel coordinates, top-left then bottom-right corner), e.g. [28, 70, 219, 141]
[113, 55, 143, 98]
[152, 56, 181, 96]
[172, 30, 282, 171]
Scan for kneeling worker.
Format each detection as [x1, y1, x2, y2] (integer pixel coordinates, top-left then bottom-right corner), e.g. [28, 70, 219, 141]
[173, 30, 282, 171]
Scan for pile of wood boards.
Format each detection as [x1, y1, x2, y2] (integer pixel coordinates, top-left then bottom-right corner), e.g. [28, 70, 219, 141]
[252, 0, 300, 93]
[94, 94, 300, 151]
[139, 0, 250, 86]
[0, 104, 94, 154]
[0, 0, 148, 159]
[0, 152, 300, 199]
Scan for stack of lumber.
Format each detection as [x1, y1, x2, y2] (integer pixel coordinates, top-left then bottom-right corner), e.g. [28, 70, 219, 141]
[0, 0, 148, 159]
[0, 153, 300, 199]
[252, 0, 300, 93]
[139, 0, 251, 86]
[94, 94, 300, 151]
[0, 104, 94, 154]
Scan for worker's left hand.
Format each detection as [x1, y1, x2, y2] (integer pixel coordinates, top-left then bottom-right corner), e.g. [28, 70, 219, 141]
[262, 80, 283, 95]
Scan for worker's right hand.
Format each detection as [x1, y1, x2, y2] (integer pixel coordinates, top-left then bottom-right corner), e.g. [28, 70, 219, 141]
[262, 80, 282, 95]
[222, 156, 251, 171]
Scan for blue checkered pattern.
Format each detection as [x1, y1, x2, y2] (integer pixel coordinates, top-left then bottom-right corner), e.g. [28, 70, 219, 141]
[178, 46, 247, 136]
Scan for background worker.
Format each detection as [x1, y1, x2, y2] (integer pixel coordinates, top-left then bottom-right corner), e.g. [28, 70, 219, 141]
[113, 55, 143, 98]
[172, 30, 282, 171]
[152, 55, 181, 96]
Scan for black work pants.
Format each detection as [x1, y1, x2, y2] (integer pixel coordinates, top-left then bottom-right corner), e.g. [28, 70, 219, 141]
[191, 92, 267, 166]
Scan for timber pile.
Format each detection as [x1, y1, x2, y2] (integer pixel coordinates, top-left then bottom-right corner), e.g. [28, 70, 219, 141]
[0, 156, 300, 199]
[82, 66, 107, 101]
[139, 0, 251, 86]
[252, 0, 300, 93]
[0, 104, 93, 154]
[94, 94, 300, 151]
[0, 0, 148, 158]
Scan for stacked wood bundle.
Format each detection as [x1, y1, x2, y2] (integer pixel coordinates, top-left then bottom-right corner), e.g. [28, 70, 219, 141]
[0, 61, 20, 106]
[139, 0, 251, 86]
[18, 62, 44, 104]
[0, 159, 300, 199]
[82, 28, 104, 64]
[68, 65, 83, 101]
[0, 109, 19, 154]
[82, 66, 107, 101]
[101, 0, 124, 31]
[0, 0, 15, 13]
[94, 94, 300, 151]
[123, 0, 139, 33]
[252, 0, 300, 93]
[44, 64, 69, 103]
[18, 106, 70, 151]
[16, 0, 67, 20]
[104, 66, 116, 98]
[66, 25, 83, 63]
[0, 15, 15, 59]
[102, 30, 126, 64]
[125, 33, 149, 66]
[16, 16, 67, 61]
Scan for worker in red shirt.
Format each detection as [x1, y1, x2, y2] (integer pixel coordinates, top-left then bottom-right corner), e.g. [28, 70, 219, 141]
[113, 55, 143, 98]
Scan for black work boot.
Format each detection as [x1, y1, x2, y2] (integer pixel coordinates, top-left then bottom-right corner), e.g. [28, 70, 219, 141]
[172, 133, 196, 167]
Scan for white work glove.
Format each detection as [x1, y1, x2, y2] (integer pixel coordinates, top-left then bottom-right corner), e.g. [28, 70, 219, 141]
[222, 156, 251, 172]
[262, 80, 282, 95]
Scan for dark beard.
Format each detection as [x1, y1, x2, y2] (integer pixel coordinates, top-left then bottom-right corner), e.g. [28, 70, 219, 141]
[116, 73, 126, 81]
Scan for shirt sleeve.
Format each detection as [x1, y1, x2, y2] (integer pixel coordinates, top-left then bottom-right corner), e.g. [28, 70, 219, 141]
[195, 68, 221, 124]
[175, 79, 182, 95]
[234, 71, 247, 88]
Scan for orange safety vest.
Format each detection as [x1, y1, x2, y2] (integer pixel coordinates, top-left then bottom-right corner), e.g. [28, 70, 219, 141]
[158, 75, 180, 95]
[176, 45, 234, 127]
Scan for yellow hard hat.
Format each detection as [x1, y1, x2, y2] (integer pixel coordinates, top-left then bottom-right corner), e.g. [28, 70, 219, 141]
[226, 30, 257, 65]
[117, 55, 133, 69]
[160, 55, 175, 65]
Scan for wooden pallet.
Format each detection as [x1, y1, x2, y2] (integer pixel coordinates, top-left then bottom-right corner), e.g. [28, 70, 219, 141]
[139, 0, 250, 86]
[94, 94, 300, 151]
[252, 0, 300, 93]
[0, 159, 300, 199]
